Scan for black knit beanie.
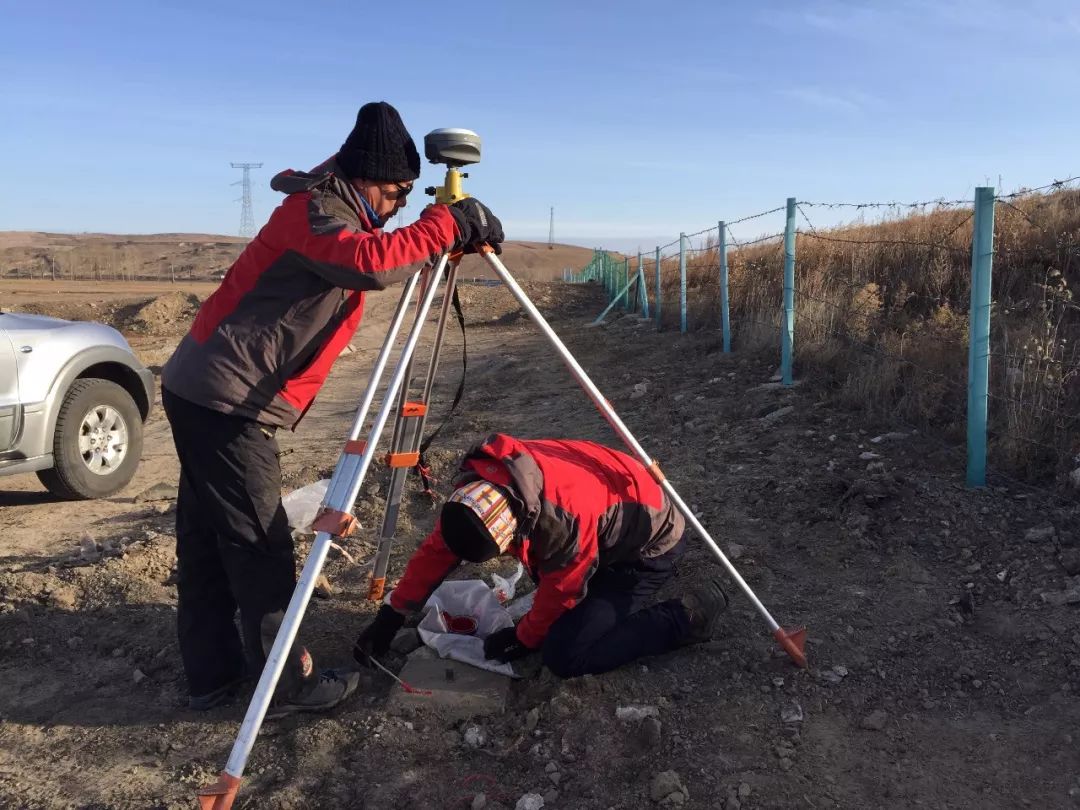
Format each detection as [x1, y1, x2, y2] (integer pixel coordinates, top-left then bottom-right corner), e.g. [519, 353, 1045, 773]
[337, 101, 421, 182]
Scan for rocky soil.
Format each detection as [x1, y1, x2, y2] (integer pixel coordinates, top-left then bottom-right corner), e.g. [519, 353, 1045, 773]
[1, 279, 1078, 809]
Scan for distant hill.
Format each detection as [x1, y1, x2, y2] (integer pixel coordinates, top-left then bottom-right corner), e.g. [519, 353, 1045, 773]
[0, 231, 593, 283]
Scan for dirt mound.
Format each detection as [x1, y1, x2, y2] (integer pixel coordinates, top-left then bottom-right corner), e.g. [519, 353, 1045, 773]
[1, 298, 130, 332]
[117, 292, 202, 335]
[2, 289, 201, 337]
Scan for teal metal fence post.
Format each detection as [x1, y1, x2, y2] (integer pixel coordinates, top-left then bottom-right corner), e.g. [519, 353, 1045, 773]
[967, 186, 995, 487]
[637, 251, 649, 318]
[617, 256, 622, 304]
[622, 258, 630, 310]
[618, 257, 624, 308]
[591, 273, 644, 326]
[613, 253, 622, 304]
[633, 252, 639, 313]
[620, 256, 626, 308]
[719, 220, 730, 352]
[679, 233, 688, 332]
[614, 256, 619, 307]
[617, 255, 622, 305]
[654, 246, 662, 330]
[781, 198, 796, 385]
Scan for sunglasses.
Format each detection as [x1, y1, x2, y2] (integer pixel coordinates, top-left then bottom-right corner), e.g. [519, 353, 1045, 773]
[387, 182, 413, 200]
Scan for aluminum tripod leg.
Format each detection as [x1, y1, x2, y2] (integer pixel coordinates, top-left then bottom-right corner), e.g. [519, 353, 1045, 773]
[368, 262, 461, 600]
[198, 255, 452, 810]
[323, 274, 424, 502]
[480, 248, 807, 668]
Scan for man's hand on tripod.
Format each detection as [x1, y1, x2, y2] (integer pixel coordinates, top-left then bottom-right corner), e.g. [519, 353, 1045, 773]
[448, 197, 505, 255]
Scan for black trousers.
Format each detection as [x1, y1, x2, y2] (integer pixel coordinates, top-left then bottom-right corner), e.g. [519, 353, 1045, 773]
[163, 389, 312, 698]
[541, 538, 691, 678]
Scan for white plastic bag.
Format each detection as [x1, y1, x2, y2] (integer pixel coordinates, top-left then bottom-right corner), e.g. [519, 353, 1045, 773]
[491, 562, 534, 620]
[490, 562, 525, 603]
[506, 590, 535, 621]
[418, 580, 518, 677]
[281, 479, 330, 533]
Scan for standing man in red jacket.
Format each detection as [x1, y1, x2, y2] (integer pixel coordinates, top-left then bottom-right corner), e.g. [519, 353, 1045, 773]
[354, 434, 728, 676]
[161, 102, 504, 715]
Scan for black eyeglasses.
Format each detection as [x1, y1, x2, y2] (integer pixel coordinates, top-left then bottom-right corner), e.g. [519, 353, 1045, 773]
[388, 182, 413, 200]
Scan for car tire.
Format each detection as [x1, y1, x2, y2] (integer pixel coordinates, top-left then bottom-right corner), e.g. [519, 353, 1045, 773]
[36, 379, 143, 500]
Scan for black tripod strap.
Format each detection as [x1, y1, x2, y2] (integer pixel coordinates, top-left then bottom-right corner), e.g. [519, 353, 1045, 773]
[416, 284, 467, 496]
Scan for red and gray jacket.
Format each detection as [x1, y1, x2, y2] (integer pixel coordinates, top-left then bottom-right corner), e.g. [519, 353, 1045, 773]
[161, 157, 458, 428]
[389, 434, 686, 649]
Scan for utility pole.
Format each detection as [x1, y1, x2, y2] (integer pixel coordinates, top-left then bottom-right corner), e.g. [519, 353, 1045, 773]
[231, 162, 263, 238]
[548, 206, 555, 250]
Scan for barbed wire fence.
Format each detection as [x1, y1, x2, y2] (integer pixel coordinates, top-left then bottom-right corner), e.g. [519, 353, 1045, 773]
[565, 175, 1080, 497]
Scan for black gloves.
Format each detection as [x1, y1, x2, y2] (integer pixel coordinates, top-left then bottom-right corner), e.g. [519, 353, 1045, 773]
[353, 604, 406, 664]
[483, 625, 531, 663]
[356, 607, 531, 665]
[448, 197, 505, 255]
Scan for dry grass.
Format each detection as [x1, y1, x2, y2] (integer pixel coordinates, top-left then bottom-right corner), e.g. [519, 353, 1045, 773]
[632, 187, 1080, 484]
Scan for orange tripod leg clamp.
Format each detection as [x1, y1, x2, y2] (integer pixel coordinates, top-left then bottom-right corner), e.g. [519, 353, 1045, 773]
[198, 772, 242, 810]
[343, 440, 367, 455]
[401, 402, 427, 417]
[311, 507, 360, 537]
[385, 451, 420, 468]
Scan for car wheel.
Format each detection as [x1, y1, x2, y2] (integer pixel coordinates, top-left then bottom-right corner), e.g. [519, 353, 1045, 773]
[36, 378, 143, 500]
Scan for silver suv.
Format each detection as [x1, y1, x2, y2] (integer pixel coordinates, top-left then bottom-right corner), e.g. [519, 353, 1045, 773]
[0, 312, 154, 499]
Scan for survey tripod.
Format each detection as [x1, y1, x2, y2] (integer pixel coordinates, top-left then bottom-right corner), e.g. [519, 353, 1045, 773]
[198, 129, 808, 810]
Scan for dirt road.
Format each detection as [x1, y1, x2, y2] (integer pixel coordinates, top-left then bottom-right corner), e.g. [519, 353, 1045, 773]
[1, 280, 1078, 809]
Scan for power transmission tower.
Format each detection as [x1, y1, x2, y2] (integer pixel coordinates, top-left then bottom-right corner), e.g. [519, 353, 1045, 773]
[231, 162, 263, 238]
[548, 206, 555, 250]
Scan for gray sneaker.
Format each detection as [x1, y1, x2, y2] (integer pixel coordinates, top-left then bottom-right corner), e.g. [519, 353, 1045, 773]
[266, 668, 360, 719]
[678, 579, 729, 646]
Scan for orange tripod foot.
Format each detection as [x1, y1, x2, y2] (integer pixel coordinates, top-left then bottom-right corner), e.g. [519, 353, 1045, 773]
[198, 772, 242, 810]
[774, 627, 808, 668]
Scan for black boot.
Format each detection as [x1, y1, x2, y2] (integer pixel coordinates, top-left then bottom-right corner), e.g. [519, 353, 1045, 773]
[677, 579, 728, 646]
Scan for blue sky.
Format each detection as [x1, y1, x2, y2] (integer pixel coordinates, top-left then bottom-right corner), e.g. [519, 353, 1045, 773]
[3, 0, 1079, 252]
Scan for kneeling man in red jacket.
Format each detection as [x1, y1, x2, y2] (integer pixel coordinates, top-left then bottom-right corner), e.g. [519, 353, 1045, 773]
[354, 433, 728, 676]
